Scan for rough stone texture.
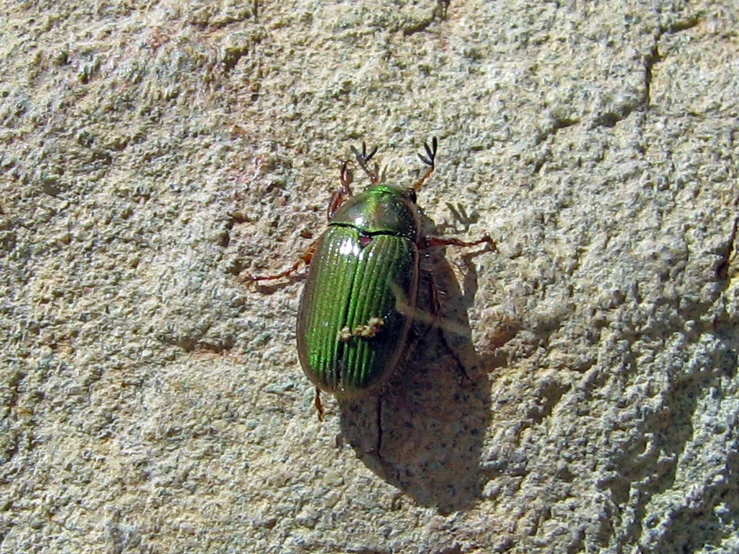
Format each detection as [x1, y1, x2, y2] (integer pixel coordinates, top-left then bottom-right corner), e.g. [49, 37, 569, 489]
[1, 0, 737, 552]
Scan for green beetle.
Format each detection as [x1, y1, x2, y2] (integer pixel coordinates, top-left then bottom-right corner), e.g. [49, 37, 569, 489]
[251, 139, 495, 415]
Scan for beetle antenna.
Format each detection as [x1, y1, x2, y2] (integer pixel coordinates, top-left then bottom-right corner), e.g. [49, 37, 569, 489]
[364, 142, 378, 162]
[417, 136, 438, 166]
[413, 137, 438, 190]
[351, 141, 380, 183]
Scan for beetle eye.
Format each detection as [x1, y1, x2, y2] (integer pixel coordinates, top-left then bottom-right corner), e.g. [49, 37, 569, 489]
[406, 189, 417, 203]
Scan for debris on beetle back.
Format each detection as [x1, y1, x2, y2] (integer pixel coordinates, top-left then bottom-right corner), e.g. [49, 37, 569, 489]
[337, 317, 386, 342]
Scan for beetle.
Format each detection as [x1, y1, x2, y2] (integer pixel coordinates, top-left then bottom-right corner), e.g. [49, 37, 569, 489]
[250, 138, 496, 417]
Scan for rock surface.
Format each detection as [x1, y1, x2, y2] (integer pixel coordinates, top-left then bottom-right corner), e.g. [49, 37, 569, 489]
[1, 1, 737, 552]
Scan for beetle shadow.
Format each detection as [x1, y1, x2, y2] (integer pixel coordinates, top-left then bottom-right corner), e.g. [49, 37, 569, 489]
[337, 241, 495, 514]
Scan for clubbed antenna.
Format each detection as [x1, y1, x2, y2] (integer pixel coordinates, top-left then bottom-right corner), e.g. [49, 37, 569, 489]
[351, 142, 380, 183]
[413, 137, 438, 190]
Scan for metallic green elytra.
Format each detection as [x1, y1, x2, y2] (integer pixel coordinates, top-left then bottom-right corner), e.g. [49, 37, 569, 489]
[250, 138, 496, 409]
[297, 189, 421, 396]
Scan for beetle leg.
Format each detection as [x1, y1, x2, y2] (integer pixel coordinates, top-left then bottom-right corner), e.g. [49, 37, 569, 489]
[427, 269, 443, 319]
[375, 394, 384, 458]
[248, 240, 318, 283]
[422, 234, 498, 253]
[351, 141, 380, 184]
[314, 387, 324, 422]
[423, 269, 475, 384]
[327, 160, 354, 219]
[412, 136, 438, 191]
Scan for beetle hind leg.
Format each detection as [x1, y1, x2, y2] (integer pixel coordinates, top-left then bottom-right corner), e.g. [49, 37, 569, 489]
[374, 394, 384, 458]
[314, 387, 324, 422]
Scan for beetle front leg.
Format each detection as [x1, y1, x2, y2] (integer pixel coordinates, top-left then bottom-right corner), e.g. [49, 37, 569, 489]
[248, 240, 318, 283]
[327, 160, 354, 220]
